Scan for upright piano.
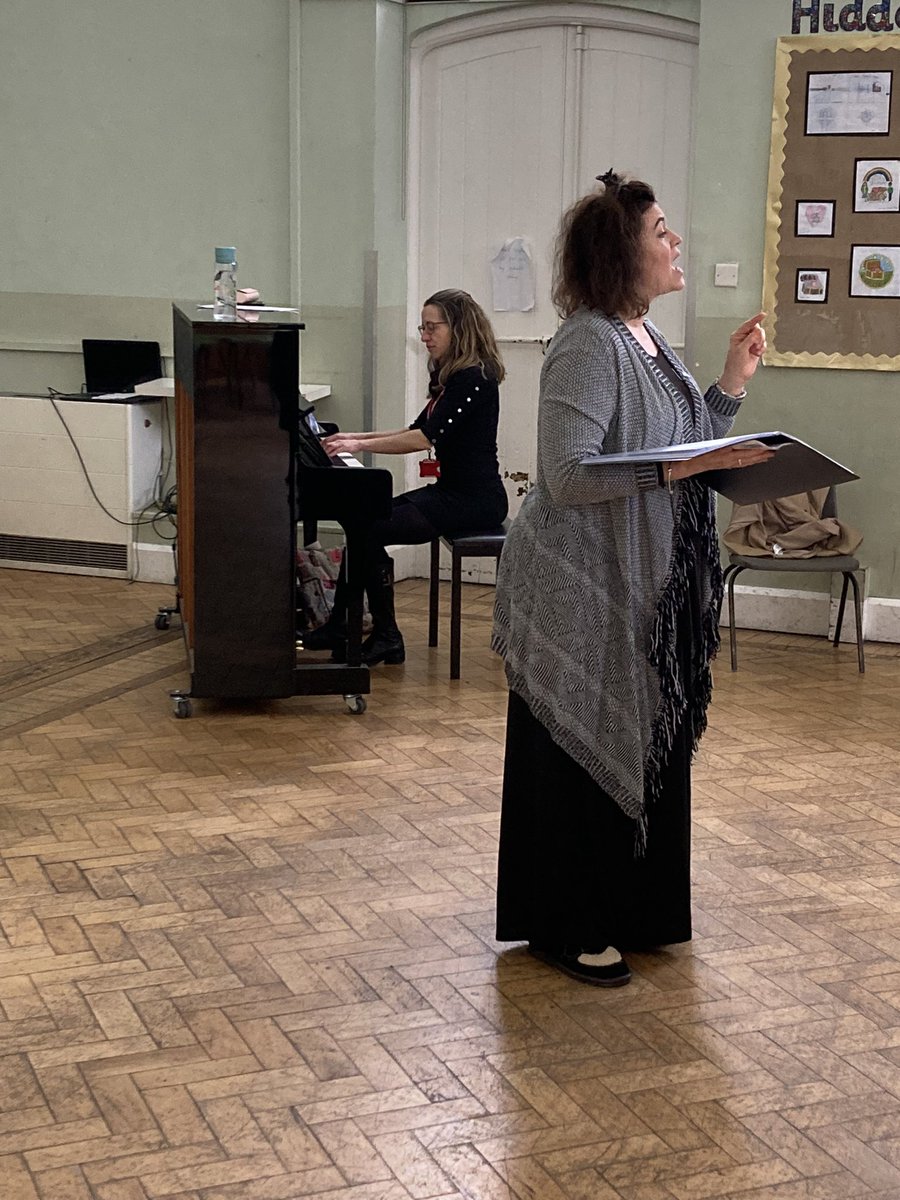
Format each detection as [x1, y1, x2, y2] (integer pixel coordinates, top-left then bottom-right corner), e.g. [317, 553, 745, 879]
[165, 301, 392, 717]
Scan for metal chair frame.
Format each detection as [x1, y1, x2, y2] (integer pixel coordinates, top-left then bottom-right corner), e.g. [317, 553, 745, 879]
[428, 522, 509, 680]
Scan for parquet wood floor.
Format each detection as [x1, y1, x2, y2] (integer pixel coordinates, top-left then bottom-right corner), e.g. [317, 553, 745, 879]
[1, 566, 899, 1200]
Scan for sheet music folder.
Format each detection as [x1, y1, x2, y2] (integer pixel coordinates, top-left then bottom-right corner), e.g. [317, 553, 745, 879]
[581, 432, 858, 504]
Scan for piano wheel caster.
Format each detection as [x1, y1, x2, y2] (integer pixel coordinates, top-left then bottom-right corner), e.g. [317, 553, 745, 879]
[173, 698, 193, 719]
[155, 612, 171, 631]
[344, 695, 366, 715]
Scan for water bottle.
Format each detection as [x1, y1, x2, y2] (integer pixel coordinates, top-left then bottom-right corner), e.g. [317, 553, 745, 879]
[213, 246, 237, 320]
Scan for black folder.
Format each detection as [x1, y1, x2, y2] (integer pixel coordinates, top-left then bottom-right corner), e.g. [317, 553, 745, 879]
[698, 434, 858, 503]
[581, 432, 858, 505]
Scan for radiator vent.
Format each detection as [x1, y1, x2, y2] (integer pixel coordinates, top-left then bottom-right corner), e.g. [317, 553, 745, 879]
[0, 533, 128, 572]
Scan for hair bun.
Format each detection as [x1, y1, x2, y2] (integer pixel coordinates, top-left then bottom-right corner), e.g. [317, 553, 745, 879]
[595, 168, 621, 190]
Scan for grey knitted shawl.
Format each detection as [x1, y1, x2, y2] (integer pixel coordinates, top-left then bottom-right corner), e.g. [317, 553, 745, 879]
[491, 307, 742, 837]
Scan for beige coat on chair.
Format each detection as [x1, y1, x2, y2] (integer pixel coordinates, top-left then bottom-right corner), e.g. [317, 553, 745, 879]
[723, 489, 862, 559]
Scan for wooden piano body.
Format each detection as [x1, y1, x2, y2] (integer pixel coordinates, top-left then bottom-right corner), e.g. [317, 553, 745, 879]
[166, 301, 391, 717]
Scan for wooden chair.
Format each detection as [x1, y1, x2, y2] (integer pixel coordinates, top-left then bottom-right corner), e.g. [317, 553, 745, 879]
[428, 521, 510, 679]
[722, 487, 864, 673]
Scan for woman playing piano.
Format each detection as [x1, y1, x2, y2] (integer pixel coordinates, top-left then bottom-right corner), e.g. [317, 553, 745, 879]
[307, 289, 508, 666]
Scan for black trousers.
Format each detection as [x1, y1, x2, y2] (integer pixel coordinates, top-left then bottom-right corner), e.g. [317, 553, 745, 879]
[364, 495, 440, 572]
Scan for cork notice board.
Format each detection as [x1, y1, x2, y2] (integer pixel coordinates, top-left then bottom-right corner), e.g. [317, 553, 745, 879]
[763, 34, 900, 370]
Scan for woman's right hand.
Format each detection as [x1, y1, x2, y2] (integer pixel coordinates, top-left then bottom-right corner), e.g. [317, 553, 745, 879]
[668, 440, 776, 481]
[322, 432, 364, 455]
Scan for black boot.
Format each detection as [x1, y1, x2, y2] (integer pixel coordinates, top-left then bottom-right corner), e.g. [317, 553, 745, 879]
[301, 574, 347, 660]
[362, 560, 405, 666]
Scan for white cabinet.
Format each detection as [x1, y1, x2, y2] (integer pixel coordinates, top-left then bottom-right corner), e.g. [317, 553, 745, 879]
[0, 394, 164, 577]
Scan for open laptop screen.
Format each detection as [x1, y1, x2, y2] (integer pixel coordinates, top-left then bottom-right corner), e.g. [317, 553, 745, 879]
[82, 339, 163, 393]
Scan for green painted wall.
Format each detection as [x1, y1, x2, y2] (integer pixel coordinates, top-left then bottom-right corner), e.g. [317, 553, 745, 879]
[689, 0, 897, 598]
[2, 0, 896, 598]
[0, 0, 293, 390]
[294, 0, 407, 462]
[2, 0, 292, 299]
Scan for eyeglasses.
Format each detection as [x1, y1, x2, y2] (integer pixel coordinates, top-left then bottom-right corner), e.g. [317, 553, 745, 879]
[417, 321, 448, 334]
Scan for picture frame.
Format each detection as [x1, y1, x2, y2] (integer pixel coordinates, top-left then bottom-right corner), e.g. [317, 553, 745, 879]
[853, 159, 900, 213]
[796, 268, 829, 303]
[805, 69, 892, 136]
[795, 199, 835, 237]
[849, 245, 900, 298]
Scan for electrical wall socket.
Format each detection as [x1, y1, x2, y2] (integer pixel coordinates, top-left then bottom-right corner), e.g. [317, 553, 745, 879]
[714, 262, 739, 287]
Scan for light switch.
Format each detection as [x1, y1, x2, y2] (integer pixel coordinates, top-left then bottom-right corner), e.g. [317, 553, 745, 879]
[714, 262, 739, 287]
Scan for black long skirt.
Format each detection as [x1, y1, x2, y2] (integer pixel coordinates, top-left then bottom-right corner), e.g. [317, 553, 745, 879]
[495, 544, 704, 951]
[495, 690, 692, 949]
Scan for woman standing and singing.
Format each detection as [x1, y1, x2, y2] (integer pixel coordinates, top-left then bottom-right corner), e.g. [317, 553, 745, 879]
[492, 172, 772, 986]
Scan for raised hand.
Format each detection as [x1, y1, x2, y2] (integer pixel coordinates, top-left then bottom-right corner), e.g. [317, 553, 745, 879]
[718, 311, 767, 396]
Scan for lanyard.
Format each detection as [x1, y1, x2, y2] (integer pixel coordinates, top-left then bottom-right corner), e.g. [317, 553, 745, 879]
[426, 386, 443, 420]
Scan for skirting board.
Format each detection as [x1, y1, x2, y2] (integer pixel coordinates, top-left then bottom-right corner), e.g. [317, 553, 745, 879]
[392, 558, 900, 646]
[134, 542, 177, 585]
[718, 578, 900, 645]
[391, 542, 499, 585]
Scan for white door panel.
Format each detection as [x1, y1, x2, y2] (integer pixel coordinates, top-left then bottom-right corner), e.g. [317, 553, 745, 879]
[415, 26, 568, 544]
[411, 14, 696, 581]
[578, 29, 695, 345]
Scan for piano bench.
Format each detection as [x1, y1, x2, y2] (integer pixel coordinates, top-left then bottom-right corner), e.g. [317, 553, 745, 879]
[428, 520, 510, 680]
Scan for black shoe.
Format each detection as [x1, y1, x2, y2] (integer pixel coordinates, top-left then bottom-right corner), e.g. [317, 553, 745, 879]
[529, 944, 631, 987]
[361, 629, 405, 666]
[300, 623, 347, 661]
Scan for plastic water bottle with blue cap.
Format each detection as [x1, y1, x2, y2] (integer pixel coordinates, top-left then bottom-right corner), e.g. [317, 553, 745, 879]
[213, 247, 237, 320]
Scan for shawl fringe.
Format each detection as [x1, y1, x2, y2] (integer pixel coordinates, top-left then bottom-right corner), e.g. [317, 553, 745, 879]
[642, 478, 723, 849]
[489, 645, 645, 828]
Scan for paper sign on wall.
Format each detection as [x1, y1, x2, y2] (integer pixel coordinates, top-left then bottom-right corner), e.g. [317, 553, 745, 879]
[491, 237, 535, 312]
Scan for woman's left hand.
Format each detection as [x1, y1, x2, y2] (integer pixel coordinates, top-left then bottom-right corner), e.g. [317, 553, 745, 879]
[718, 311, 767, 396]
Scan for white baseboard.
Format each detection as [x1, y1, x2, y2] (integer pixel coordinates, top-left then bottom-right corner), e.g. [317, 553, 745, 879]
[375, 554, 900, 646]
[719, 584, 831, 636]
[134, 542, 176, 585]
[721, 574, 899, 644]
[389, 542, 499, 585]
[390, 544, 422, 581]
[866, 597, 900, 644]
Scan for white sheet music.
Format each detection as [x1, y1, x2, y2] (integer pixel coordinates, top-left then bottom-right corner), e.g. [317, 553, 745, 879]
[581, 432, 791, 465]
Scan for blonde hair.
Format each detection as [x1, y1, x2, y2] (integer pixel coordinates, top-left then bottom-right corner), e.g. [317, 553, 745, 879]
[423, 289, 506, 387]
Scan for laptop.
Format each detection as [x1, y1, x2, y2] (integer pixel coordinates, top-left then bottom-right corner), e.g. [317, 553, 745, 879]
[79, 339, 163, 397]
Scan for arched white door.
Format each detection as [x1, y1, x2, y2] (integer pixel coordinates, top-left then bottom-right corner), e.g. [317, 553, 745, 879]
[407, 5, 698, 575]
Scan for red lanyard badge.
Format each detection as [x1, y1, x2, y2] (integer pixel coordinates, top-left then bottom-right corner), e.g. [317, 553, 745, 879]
[419, 387, 442, 478]
[419, 448, 440, 478]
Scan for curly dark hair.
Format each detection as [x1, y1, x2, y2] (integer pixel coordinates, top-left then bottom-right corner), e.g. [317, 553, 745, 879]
[552, 171, 657, 319]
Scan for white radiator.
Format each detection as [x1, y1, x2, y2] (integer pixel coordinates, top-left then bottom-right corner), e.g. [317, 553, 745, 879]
[0, 394, 164, 578]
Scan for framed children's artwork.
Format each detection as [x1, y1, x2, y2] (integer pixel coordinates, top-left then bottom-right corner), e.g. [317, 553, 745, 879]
[853, 160, 900, 212]
[763, 34, 900, 369]
[795, 200, 835, 237]
[796, 269, 829, 302]
[805, 71, 892, 136]
[850, 245, 900, 298]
